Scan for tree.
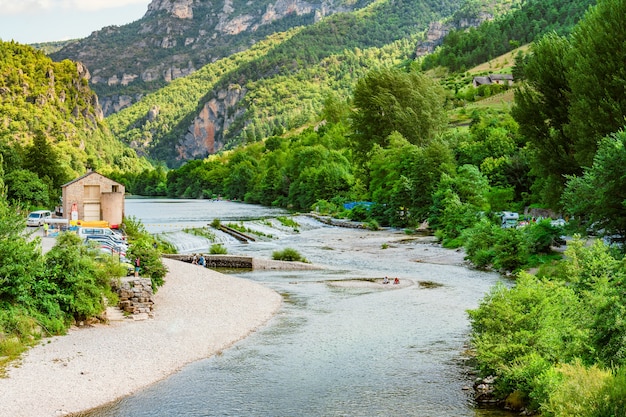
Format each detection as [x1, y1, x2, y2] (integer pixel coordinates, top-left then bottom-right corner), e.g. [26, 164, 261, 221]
[0, 191, 45, 305]
[4, 169, 50, 208]
[566, 0, 626, 168]
[511, 33, 577, 206]
[562, 129, 626, 240]
[350, 68, 446, 158]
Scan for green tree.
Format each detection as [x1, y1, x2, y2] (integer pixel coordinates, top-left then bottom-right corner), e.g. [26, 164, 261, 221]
[4, 169, 50, 208]
[350, 68, 446, 158]
[566, 0, 626, 168]
[512, 33, 576, 206]
[562, 130, 626, 239]
[44, 232, 113, 322]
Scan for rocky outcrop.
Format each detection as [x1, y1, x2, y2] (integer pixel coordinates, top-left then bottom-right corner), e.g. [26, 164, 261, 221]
[414, 12, 493, 57]
[176, 84, 247, 161]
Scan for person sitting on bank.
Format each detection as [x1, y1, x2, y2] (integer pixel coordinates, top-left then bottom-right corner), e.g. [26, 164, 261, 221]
[192, 254, 198, 265]
[198, 254, 206, 267]
[382, 276, 389, 284]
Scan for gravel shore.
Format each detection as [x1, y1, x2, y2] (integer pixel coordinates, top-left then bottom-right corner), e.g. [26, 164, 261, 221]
[0, 258, 282, 417]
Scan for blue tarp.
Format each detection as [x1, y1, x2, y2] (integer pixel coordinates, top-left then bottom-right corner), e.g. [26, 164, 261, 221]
[343, 201, 374, 210]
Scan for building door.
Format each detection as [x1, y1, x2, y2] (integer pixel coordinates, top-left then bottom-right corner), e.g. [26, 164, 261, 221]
[84, 203, 101, 221]
[83, 185, 101, 221]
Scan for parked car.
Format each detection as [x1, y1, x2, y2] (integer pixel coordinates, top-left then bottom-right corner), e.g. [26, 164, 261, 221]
[85, 236, 128, 254]
[77, 227, 127, 241]
[26, 210, 52, 227]
[84, 233, 128, 247]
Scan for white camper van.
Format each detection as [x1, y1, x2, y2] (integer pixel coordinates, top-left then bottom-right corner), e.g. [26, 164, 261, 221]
[500, 211, 519, 228]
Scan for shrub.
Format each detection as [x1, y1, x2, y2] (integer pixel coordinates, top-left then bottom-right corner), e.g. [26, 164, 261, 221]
[591, 366, 626, 417]
[366, 219, 379, 230]
[272, 247, 308, 262]
[469, 273, 593, 409]
[127, 236, 168, 291]
[523, 219, 565, 254]
[210, 218, 221, 229]
[210, 243, 228, 254]
[348, 204, 369, 222]
[539, 362, 610, 417]
[311, 199, 339, 215]
[44, 232, 117, 322]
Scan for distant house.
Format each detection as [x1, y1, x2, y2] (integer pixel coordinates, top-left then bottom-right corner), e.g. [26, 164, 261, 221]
[473, 73, 514, 88]
[62, 171, 125, 227]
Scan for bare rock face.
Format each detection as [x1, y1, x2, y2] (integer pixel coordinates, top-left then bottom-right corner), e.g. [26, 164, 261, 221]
[176, 84, 247, 161]
[414, 12, 493, 57]
[147, 0, 194, 19]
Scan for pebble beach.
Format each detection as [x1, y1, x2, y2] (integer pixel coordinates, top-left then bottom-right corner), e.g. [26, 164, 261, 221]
[0, 258, 282, 417]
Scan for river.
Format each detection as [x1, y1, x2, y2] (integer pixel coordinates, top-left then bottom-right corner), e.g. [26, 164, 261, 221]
[86, 198, 514, 417]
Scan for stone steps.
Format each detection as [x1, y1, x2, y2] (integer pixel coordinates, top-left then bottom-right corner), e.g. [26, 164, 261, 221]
[105, 306, 127, 322]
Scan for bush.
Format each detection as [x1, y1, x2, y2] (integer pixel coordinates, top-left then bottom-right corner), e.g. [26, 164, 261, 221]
[539, 362, 610, 417]
[468, 273, 593, 410]
[272, 247, 308, 262]
[44, 232, 117, 322]
[523, 219, 565, 254]
[365, 219, 379, 230]
[127, 237, 168, 291]
[210, 243, 228, 254]
[311, 199, 340, 215]
[591, 366, 626, 417]
[210, 218, 222, 229]
[348, 205, 369, 222]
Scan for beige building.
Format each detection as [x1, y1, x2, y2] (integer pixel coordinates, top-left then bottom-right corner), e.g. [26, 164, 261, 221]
[62, 171, 125, 227]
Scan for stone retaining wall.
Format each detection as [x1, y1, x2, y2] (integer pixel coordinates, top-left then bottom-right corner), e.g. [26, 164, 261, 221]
[111, 278, 154, 319]
[163, 254, 254, 268]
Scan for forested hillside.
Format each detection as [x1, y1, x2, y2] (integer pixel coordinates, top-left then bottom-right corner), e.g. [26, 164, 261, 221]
[107, 0, 462, 166]
[50, 0, 378, 115]
[422, 0, 596, 71]
[0, 41, 149, 208]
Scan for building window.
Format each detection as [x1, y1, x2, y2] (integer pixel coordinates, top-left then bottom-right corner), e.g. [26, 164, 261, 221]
[112, 185, 119, 193]
[84, 185, 100, 202]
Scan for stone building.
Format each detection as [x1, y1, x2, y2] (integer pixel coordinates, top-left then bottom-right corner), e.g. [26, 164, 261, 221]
[62, 171, 125, 227]
[473, 73, 514, 88]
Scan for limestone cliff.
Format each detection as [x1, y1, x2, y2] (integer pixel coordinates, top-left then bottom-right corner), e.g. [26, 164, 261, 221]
[176, 85, 247, 160]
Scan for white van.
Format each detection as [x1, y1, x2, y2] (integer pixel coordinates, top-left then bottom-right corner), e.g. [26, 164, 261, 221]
[26, 210, 52, 227]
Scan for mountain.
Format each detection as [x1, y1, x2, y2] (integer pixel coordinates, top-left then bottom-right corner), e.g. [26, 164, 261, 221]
[50, 0, 376, 116]
[101, 0, 475, 167]
[51, 0, 585, 168]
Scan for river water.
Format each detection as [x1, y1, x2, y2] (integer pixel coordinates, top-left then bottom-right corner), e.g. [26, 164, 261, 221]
[86, 198, 514, 417]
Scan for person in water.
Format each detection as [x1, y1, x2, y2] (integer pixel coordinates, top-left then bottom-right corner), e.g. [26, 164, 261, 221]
[382, 276, 389, 284]
[393, 277, 400, 285]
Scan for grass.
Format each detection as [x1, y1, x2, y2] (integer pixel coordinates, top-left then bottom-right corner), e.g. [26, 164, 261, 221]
[276, 216, 300, 231]
[183, 227, 216, 241]
[225, 222, 274, 238]
[0, 336, 32, 377]
[272, 247, 308, 262]
[210, 243, 228, 254]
